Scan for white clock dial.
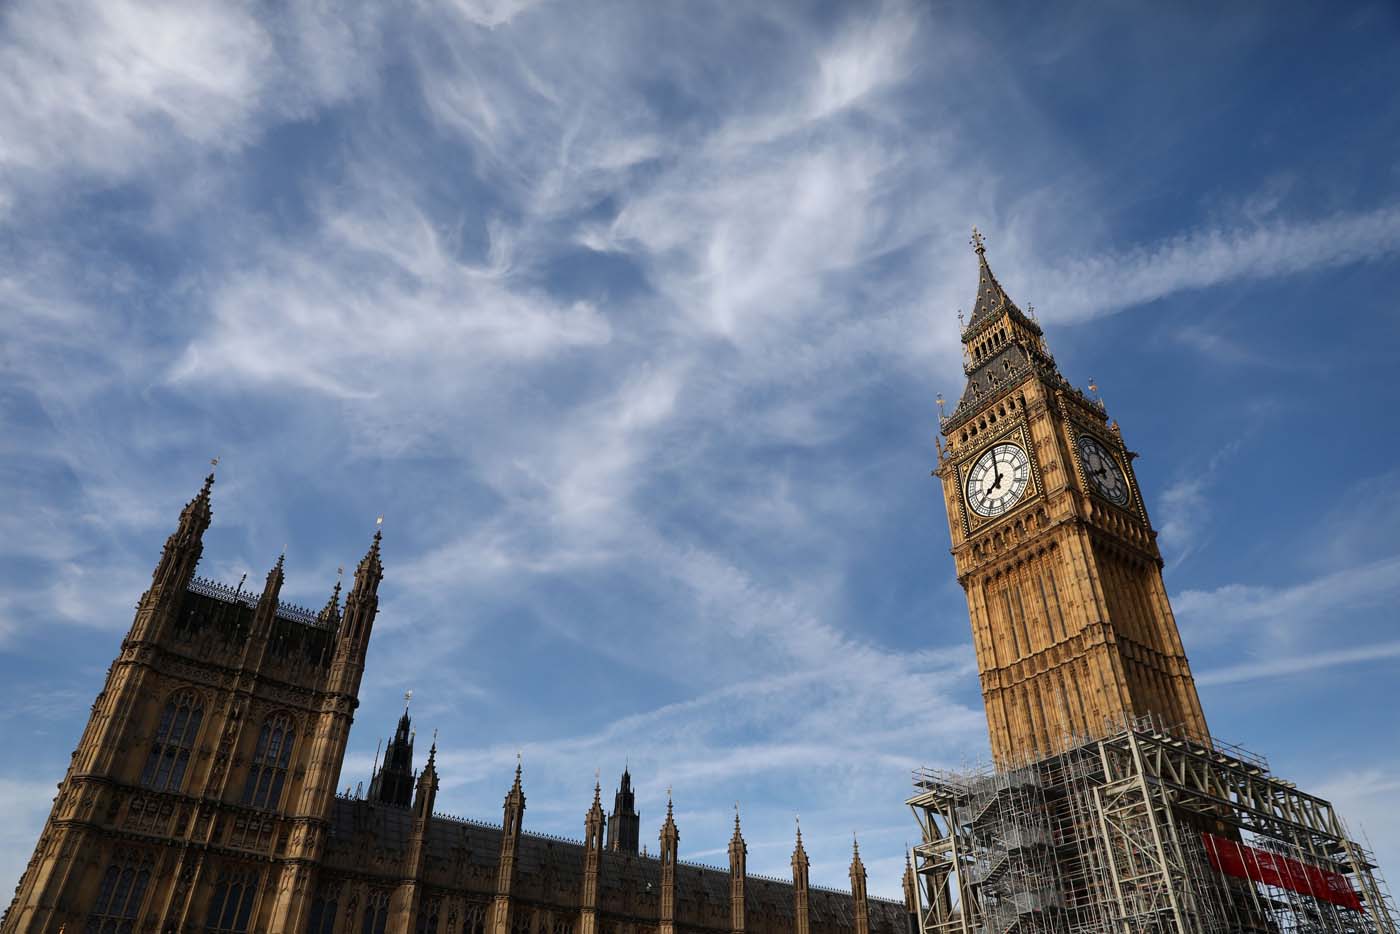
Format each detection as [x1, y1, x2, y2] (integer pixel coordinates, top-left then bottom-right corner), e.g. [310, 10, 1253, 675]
[965, 443, 1031, 518]
[1076, 434, 1130, 506]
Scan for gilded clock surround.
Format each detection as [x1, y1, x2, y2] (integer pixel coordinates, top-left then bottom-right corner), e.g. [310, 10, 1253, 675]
[935, 232, 1209, 766]
[953, 420, 1043, 534]
[1066, 417, 1138, 513]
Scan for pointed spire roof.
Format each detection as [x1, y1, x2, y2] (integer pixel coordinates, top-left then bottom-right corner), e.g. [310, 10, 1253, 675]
[318, 577, 342, 625]
[964, 227, 1031, 335]
[264, 551, 285, 590]
[732, 803, 743, 838]
[173, 472, 215, 540]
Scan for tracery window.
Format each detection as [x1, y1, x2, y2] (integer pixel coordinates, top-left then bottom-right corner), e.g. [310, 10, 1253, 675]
[240, 712, 295, 810]
[305, 882, 341, 934]
[84, 849, 153, 934]
[360, 890, 390, 934]
[204, 866, 259, 933]
[140, 690, 204, 792]
[463, 902, 487, 934]
[416, 897, 442, 934]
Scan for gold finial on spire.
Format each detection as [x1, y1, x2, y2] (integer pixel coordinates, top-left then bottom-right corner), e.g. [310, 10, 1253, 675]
[403, 689, 413, 712]
[957, 309, 965, 332]
[970, 226, 986, 255]
[936, 393, 946, 421]
[210, 456, 220, 469]
[376, 514, 384, 527]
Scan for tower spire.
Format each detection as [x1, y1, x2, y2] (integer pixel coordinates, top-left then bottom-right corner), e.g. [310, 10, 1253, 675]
[368, 703, 416, 807]
[130, 471, 216, 642]
[607, 763, 640, 854]
[729, 802, 747, 934]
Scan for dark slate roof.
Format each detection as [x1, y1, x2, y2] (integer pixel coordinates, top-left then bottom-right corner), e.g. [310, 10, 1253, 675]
[965, 249, 1023, 333]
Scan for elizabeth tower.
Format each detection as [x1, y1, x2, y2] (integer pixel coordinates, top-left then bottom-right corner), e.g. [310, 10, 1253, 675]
[935, 231, 1208, 766]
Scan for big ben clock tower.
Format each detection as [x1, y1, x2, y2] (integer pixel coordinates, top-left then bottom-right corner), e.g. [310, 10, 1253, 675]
[936, 230, 1208, 766]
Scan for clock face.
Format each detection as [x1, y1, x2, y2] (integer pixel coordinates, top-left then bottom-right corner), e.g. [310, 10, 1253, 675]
[1076, 434, 1130, 506]
[965, 443, 1031, 518]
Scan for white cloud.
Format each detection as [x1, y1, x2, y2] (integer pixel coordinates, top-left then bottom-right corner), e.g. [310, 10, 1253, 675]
[1032, 204, 1400, 323]
[1178, 555, 1400, 649]
[0, 0, 380, 202]
[1197, 640, 1400, 687]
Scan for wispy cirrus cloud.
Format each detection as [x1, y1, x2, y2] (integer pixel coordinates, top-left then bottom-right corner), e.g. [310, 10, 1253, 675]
[2, 0, 1399, 904]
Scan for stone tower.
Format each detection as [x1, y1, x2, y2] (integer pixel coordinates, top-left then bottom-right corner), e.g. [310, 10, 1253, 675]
[606, 766, 640, 854]
[1, 475, 383, 934]
[935, 230, 1208, 766]
[369, 703, 417, 807]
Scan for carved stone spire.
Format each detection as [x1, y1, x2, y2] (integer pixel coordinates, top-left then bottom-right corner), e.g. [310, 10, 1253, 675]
[412, 740, 438, 821]
[792, 818, 810, 934]
[368, 704, 416, 808]
[252, 552, 286, 636]
[581, 776, 606, 934]
[318, 577, 342, 628]
[850, 836, 870, 934]
[492, 757, 526, 934]
[659, 788, 678, 934]
[131, 473, 215, 642]
[328, 528, 384, 698]
[729, 805, 747, 934]
[607, 764, 640, 853]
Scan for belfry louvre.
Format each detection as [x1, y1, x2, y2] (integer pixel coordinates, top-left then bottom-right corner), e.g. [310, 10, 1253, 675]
[910, 233, 1398, 934]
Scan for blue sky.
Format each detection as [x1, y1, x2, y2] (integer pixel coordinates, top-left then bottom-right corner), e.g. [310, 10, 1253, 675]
[2, 0, 1399, 901]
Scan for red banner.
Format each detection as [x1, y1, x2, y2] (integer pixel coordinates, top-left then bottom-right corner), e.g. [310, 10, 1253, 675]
[1201, 833, 1363, 913]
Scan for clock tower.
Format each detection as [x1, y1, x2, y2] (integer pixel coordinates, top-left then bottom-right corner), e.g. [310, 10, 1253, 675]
[936, 230, 1208, 766]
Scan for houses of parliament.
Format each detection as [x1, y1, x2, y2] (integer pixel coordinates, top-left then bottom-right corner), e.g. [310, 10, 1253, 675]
[5, 238, 1395, 934]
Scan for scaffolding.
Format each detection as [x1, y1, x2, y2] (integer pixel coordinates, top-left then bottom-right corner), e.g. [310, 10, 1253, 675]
[908, 715, 1398, 934]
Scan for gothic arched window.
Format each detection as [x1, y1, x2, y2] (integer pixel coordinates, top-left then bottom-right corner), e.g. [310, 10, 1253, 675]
[204, 866, 259, 933]
[305, 885, 340, 934]
[140, 690, 204, 792]
[84, 849, 153, 934]
[360, 891, 390, 934]
[415, 897, 442, 934]
[241, 713, 295, 810]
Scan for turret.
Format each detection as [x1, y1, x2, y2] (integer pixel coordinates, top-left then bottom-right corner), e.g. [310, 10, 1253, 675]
[129, 473, 214, 642]
[369, 699, 416, 808]
[791, 819, 810, 934]
[607, 765, 641, 853]
[491, 759, 526, 934]
[659, 792, 678, 934]
[327, 529, 383, 699]
[850, 837, 869, 934]
[728, 806, 747, 934]
[412, 742, 438, 822]
[580, 779, 605, 934]
[251, 552, 285, 637]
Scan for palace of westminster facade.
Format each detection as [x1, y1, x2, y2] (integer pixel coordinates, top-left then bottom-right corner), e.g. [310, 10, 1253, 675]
[4, 238, 1394, 933]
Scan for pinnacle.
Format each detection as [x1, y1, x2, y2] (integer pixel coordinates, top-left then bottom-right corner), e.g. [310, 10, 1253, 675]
[320, 579, 342, 621]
